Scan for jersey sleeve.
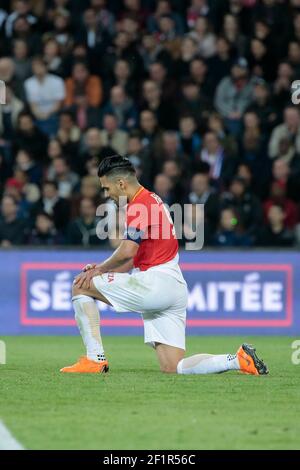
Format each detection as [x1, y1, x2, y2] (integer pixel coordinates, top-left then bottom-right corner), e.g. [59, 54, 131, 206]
[124, 198, 152, 244]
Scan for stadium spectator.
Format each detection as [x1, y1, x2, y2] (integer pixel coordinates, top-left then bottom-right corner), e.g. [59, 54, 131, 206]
[0, 194, 27, 246]
[12, 111, 49, 164]
[101, 85, 138, 131]
[215, 58, 255, 136]
[66, 197, 102, 246]
[28, 212, 61, 246]
[185, 171, 219, 243]
[30, 180, 71, 233]
[99, 113, 128, 156]
[11, 38, 32, 84]
[24, 56, 65, 136]
[198, 131, 237, 186]
[256, 204, 295, 247]
[263, 181, 299, 230]
[220, 176, 263, 238]
[46, 156, 79, 198]
[268, 106, 300, 159]
[64, 61, 103, 108]
[211, 207, 252, 247]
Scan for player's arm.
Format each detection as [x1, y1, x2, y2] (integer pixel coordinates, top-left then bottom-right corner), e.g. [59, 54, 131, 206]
[74, 239, 139, 289]
[95, 239, 138, 273]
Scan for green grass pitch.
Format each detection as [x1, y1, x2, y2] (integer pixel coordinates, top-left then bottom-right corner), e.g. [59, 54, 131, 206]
[0, 336, 299, 450]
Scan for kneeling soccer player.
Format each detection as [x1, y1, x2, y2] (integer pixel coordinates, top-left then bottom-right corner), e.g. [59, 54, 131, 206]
[61, 155, 269, 376]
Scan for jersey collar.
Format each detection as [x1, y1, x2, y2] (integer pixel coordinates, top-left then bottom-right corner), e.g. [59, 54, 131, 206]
[130, 186, 145, 203]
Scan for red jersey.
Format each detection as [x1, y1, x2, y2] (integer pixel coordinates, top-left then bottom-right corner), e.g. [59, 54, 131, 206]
[124, 186, 178, 271]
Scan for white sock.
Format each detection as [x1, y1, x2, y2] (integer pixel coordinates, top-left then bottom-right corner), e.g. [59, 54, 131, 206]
[177, 353, 240, 375]
[72, 294, 106, 362]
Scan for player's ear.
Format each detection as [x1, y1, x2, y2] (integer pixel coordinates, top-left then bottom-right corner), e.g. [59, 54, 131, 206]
[118, 178, 126, 191]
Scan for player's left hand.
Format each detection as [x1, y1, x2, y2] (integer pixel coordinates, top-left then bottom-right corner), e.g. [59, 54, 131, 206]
[74, 268, 102, 290]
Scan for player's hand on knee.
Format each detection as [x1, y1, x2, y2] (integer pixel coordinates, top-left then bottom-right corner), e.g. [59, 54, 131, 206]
[74, 270, 97, 289]
[74, 272, 90, 289]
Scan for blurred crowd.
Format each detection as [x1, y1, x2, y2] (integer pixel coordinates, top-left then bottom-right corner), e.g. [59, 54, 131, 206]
[1, 0, 300, 248]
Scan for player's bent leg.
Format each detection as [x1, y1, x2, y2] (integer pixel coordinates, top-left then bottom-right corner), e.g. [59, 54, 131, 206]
[72, 282, 112, 305]
[60, 278, 111, 374]
[176, 344, 269, 375]
[155, 343, 185, 374]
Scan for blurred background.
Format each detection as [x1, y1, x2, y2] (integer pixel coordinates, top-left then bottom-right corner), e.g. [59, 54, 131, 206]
[0, 0, 300, 336]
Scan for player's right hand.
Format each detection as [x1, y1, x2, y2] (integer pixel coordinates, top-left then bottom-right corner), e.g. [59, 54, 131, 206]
[82, 263, 97, 272]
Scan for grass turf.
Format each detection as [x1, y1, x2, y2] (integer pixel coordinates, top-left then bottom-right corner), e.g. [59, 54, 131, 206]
[0, 336, 299, 450]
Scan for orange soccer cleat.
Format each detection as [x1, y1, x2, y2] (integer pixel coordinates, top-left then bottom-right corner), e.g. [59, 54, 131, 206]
[60, 356, 109, 374]
[237, 343, 269, 376]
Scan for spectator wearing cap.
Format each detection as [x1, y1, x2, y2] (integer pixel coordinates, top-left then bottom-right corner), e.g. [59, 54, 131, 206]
[0, 194, 28, 247]
[215, 58, 256, 136]
[24, 56, 66, 137]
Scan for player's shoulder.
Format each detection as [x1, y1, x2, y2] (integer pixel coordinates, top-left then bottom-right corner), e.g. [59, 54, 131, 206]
[141, 189, 163, 205]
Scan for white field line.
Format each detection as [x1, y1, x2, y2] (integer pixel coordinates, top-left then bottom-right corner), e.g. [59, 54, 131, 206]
[0, 420, 24, 450]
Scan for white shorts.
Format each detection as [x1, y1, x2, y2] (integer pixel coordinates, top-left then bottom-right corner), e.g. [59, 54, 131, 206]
[93, 269, 188, 350]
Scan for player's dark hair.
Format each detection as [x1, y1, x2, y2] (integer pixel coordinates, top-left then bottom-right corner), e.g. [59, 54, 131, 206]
[97, 155, 136, 178]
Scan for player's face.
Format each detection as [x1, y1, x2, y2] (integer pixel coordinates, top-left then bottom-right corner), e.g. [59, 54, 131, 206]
[100, 175, 126, 206]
